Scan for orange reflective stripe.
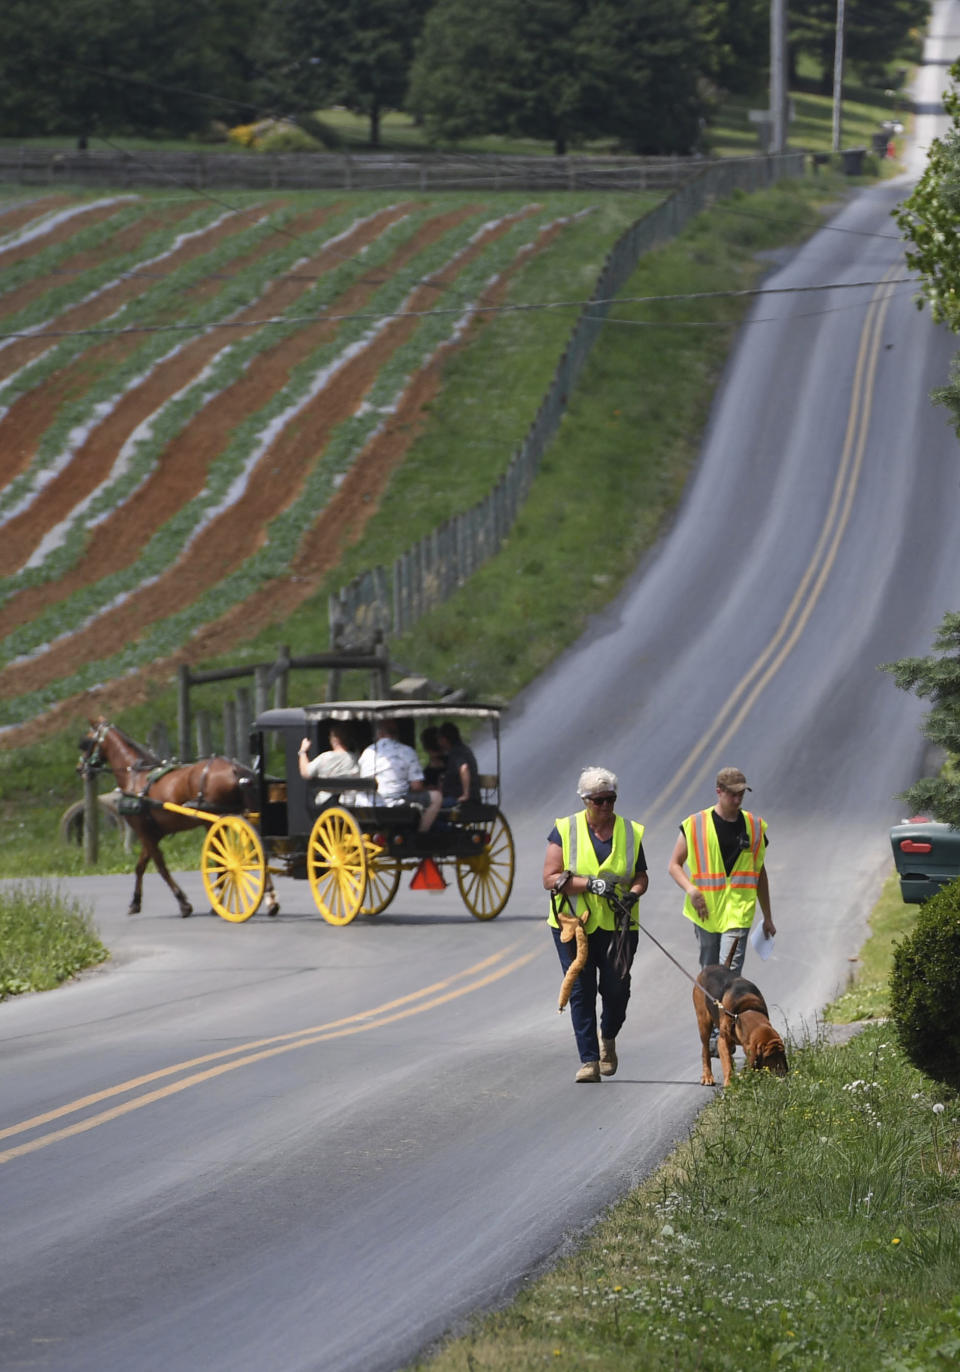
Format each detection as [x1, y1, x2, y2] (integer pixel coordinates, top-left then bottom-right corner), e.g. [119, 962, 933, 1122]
[690, 811, 706, 874]
[743, 811, 764, 860]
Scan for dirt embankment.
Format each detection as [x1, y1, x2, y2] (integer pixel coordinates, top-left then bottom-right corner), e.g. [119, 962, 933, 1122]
[0, 213, 566, 752]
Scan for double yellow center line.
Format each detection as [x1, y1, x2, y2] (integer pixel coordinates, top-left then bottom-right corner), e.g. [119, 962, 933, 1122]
[649, 265, 902, 824]
[0, 941, 539, 1165]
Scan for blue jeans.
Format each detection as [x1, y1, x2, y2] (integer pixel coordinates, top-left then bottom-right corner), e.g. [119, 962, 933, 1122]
[694, 925, 749, 975]
[552, 926, 639, 1064]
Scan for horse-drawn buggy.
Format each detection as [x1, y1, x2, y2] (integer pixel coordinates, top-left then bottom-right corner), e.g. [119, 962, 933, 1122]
[78, 701, 514, 925]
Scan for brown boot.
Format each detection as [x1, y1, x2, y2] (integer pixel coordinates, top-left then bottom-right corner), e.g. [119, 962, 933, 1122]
[599, 1038, 618, 1077]
[575, 1060, 601, 1083]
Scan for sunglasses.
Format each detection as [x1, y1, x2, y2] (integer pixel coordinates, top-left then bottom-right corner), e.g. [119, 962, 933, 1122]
[587, 794, 616, 806]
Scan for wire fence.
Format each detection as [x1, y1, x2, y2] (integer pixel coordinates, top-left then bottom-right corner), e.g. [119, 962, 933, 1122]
[328, 151, 807, 646]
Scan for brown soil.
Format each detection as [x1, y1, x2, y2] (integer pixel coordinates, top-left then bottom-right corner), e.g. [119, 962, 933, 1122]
[0, 211, 564, 751]
[0, 199, 204, 321]
[0, 197, 124, 270]
[0, 200, 420, 604]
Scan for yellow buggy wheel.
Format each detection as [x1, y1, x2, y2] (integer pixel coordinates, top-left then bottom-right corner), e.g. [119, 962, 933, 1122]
[456, 808, 515, 920]
[361, 845, 401, 916]
[202, 815, 266, 923]
[307, 807, 368, 925]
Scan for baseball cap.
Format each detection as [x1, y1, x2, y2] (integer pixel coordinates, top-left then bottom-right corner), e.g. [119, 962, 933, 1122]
[716, 766, 751, 794]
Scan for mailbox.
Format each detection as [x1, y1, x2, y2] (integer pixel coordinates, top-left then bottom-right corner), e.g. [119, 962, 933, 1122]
[890, 817, 960, 903]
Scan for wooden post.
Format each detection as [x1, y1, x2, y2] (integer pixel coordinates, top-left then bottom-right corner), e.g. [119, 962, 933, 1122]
[273, 645, 290, 709]
[177, 664, 191, 761]
[235, 687, 252, 765]
[223, 699, 237, 760]
[83, 771, 99, 866]
[254, 664, 270, 721]
[195, 709, 212, 758]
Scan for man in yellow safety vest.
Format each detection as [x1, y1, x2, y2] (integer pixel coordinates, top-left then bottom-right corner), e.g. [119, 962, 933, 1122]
[667, 765, 776, 977]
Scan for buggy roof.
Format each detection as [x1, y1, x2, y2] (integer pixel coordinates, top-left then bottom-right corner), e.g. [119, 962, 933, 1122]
[254, 700, 505, 730]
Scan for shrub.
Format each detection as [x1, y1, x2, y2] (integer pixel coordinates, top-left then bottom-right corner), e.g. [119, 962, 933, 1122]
[889, 878, 960, 1091]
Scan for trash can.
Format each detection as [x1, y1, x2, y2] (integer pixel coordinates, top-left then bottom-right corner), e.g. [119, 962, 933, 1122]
[890, 818, 960, 903]
[841, 146, 867, 175]
[871, 131, 889, 155]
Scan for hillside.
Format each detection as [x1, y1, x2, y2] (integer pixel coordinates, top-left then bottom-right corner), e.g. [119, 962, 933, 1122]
[0, 186, 656, 747]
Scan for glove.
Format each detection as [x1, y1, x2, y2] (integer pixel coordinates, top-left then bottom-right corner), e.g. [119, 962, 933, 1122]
[585, 875, 617, 897]
[618, 890, 639, 911]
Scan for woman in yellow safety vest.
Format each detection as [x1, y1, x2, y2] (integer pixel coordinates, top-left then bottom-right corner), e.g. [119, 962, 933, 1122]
[667, 765, 775, 977]
[543, 765, 649, 1084]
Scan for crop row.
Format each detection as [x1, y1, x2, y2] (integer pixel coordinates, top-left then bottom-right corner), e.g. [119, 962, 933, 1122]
[0, 189, 601, 730]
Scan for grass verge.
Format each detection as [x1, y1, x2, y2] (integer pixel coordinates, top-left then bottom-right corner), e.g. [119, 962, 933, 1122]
[826, 871, 915, 1023]
[0, 881, 107, 997]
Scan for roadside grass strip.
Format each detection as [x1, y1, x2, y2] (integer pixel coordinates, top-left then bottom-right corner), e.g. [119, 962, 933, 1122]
[0, 207, 578, 722]
[414, 1026, 960, 1372]
[0, 202, 411, 567]
[0, 881, 107, 998]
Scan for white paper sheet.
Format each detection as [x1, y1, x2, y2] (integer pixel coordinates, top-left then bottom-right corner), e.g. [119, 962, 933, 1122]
[750, 922, 774, 961]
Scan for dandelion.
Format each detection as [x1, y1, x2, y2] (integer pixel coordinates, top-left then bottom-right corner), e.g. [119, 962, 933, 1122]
[934, 1103, 945, 1114]
[892, 1237, 901, 1246]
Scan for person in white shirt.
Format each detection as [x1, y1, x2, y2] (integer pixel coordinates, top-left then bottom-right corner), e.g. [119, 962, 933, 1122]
[355, 718, 441, 832]
[298, 725, 359, 806]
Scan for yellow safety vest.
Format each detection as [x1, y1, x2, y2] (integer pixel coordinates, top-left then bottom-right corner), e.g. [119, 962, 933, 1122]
[548, 811, 645, 934]
[680, 808, 767, 933]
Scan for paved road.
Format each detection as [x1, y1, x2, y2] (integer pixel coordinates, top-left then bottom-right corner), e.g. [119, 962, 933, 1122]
[4, 12, 960, 1369]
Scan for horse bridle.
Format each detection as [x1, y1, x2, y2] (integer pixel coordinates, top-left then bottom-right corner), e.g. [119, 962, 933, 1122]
[80, 719, 111, 775]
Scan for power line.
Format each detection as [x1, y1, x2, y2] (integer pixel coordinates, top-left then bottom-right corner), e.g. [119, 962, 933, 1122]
[0, 276, 919, 343]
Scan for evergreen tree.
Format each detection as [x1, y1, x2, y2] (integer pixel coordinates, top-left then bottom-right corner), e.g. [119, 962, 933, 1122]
[883, 612, 960, 826]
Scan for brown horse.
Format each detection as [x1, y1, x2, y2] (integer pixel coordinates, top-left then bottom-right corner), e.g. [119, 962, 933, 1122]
[77, 716, 279, 919]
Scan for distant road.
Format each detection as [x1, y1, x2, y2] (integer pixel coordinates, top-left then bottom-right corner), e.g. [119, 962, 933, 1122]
[3, 9, 960, 1369]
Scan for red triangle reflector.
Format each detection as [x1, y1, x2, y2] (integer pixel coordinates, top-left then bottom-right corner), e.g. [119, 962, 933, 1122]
[410, 857, 447, 890]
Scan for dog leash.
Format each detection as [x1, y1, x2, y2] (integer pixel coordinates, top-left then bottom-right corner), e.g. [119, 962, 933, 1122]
[615, 899, 739, 1023]
[551, 879, 737, 1022]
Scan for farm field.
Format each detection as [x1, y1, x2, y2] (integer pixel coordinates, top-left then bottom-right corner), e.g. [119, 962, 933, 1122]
[0, 185, 657, 746]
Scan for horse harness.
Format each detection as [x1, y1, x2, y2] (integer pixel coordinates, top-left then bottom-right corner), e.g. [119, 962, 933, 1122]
[83, 721, 211, 809]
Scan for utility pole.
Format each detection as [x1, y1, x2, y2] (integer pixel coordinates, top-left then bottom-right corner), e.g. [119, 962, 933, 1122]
[770, 0, 788, 154]
[832, 0, 845, 152]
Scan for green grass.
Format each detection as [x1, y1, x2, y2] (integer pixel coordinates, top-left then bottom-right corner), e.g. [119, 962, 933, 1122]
[826, 871, 917, 1023]
[0, 881, 108, 997]
[410, 1025, 960, 1372]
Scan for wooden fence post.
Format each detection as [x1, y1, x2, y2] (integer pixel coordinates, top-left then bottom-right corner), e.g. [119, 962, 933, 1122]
[195, 709, 212, 758]
[273, 645, 290, 709]
[83, 770, 99, 866]
[254, 664, 270, 721]
[235, 687, 252, 765]
[223, 700, 237, 760]
[177, 664, 191, 761]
